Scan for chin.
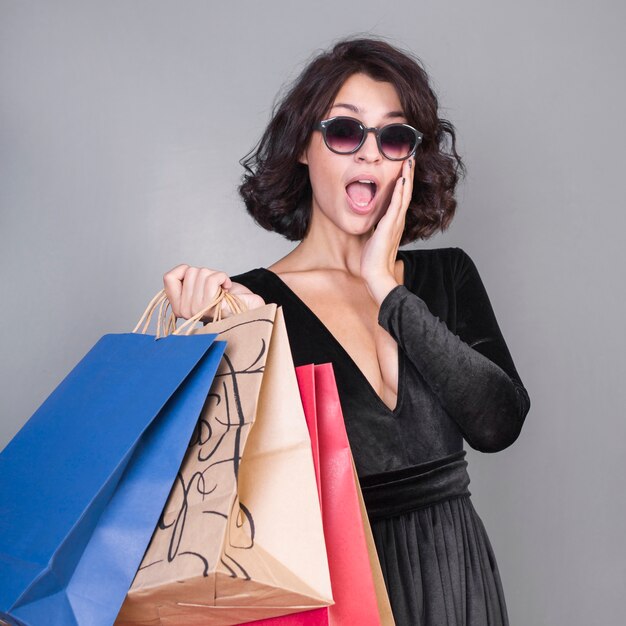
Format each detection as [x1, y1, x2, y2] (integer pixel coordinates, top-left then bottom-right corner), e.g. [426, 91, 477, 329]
[342, 216, 377, 236]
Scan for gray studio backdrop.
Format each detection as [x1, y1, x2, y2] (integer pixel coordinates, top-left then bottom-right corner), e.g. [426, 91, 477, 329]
[1, 1, 625, 624]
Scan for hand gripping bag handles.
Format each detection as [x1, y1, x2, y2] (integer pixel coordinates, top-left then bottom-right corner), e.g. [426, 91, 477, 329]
[114, 291, 333, 625]
[0, 290, 227, 626]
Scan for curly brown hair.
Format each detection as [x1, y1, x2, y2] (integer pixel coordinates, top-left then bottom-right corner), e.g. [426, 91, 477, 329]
[238, 35, 465, 244]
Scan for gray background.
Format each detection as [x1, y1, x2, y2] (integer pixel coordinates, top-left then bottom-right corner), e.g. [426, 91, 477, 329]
[1, 1, 625, 624]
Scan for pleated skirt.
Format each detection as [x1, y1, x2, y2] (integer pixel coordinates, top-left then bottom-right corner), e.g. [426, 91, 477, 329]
[370, 495, 509, 626]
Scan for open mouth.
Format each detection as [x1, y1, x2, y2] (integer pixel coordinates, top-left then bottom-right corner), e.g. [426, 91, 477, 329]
[345, 180, 377, 209]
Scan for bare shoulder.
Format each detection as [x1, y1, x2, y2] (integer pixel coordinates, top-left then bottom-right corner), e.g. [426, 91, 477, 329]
[266, 255, 331, 295]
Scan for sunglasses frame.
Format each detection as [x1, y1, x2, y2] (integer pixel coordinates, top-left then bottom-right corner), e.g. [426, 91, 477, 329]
[315, 115, 423, 161]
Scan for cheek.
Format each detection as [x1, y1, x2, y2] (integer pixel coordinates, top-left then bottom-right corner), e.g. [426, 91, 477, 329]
[308, 158, 344, 198]
[380, 178, 398, 205]
[382, 166, 403, 199]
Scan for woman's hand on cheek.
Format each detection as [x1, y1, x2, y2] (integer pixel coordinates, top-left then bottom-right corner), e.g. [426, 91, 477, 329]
[361, 156, 415, 305]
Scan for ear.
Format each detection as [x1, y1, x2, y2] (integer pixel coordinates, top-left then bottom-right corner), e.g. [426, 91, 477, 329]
[298, 148, 308, 165]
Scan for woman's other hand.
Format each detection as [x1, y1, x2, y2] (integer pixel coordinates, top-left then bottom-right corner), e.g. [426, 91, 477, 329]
[361, 156, 415, 305]
[163, 264, 265, 322]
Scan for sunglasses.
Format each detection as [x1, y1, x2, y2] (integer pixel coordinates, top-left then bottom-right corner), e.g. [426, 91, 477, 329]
[315, 116, 423, 161]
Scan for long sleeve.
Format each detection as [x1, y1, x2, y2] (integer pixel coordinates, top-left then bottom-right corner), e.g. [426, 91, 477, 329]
[378, 248, 530, 453]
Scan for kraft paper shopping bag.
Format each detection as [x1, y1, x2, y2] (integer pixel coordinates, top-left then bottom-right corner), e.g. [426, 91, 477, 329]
[115, 295, 332, 626]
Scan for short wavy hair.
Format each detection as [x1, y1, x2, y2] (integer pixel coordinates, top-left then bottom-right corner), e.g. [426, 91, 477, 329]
[238, 36, 465, 244]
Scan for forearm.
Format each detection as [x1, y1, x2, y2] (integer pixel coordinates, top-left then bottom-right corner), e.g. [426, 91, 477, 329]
[378, 285, 530, 452]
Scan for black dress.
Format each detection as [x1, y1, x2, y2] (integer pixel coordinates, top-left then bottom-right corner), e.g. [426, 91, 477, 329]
[231, 247, 531, 626]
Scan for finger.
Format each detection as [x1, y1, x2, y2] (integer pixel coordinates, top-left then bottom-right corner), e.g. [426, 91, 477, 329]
[228, 283, 265, 314]
[163, 263, 190, 282]
[398, 157, 414, 219]
[240, 293, 266, 311]
[163, 264, 189, 317]
[180, 266, 199, 319]
[403, 157, 413, 199]
[195, 269, 227, 312]
[192, 269, 210, 315]
[385, 174, 407, 227]
[373, 178, 405, 266]
[407, 156, 416, 196]
[203, 271, 232, 315]
[222, 292, 265, 319]
[386, 162, 413, 243]
[203, 271, 232, 298]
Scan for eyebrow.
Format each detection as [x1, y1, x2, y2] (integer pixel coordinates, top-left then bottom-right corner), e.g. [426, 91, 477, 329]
[330, 103, 406, 119]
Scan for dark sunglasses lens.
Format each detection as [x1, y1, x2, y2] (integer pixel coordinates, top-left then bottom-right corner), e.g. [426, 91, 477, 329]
[325, 118, 363, 153]
[380, 125, 417, 159]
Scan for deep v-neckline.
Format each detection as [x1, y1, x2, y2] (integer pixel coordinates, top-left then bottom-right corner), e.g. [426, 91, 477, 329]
[260, 251, 408, 416]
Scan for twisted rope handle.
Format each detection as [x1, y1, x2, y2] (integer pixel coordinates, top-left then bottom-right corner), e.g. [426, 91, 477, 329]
[132, 290, 169, 334]
[174, 288, 246, 335]
[133, 287, 248, 336]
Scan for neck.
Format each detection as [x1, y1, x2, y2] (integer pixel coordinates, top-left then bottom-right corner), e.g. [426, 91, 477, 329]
[287, 205, 375, 277]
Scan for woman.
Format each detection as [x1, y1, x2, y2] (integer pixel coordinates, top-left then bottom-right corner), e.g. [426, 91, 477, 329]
[163, 37, 531, 626]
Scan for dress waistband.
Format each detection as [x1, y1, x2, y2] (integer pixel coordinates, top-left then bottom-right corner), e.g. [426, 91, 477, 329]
[360, 451, 471, 521]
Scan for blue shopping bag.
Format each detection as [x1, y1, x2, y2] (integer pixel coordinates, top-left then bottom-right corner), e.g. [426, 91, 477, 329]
[0, 325, 226, 626]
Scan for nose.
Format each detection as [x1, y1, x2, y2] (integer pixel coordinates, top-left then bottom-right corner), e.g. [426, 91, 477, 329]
[355, 128, 382, 163]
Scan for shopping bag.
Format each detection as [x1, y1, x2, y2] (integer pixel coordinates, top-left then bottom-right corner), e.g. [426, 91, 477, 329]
[243, 363, 394, 626]
[115, 297, 333, 625]
[0, 291, 226, 626]
[300, 363, 394, 626]
[241, 368, 328, 626]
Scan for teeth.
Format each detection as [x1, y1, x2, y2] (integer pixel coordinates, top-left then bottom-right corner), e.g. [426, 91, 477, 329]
[347, 179, 376, 208]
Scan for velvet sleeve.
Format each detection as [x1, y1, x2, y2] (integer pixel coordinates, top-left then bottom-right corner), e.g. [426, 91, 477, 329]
[378, 248, 531, 453]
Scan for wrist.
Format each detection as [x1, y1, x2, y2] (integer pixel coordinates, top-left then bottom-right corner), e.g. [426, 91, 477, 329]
[365, 273, 400, 306]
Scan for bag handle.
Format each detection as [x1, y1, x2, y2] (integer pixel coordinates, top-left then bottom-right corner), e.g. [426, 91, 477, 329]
[133, 291, 169, 335]
[174, 289, 246, 335]
[133, 288, 247, 337]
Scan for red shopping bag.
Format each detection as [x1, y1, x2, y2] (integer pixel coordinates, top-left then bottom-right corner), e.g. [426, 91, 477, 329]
[244, 363, 394, 626]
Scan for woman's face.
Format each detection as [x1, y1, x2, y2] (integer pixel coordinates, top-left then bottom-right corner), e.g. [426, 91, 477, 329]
[299, 72, 407, 237]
